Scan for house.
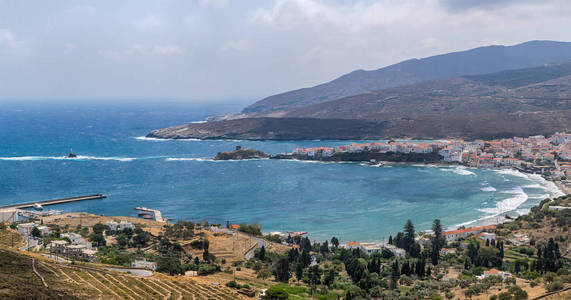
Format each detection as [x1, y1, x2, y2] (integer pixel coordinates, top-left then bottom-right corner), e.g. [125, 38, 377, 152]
[17, 223, 36, 236]
[66, 245, 97, 262]
[359, 242, 382, 254]
[440, 248, 457, 255]
[62, 232, 93, 249]
[132, 259, 157, 271]
[119, 221, 134, 230]
[509, 234, 529, 246]
[106, 221, 119, 231]
[345, 241, 360, 249]
[443, 225, 494, 242]
[49, 240, 69, 255]
[478, 268, 511, 279]
[479, 232, 496, 241]
[414, 236, 431, 249]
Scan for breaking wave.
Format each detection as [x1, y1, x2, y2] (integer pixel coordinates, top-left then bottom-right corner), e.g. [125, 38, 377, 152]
[480, 186, 497, 192]
[479, 186, 528, 215]
[440, 166, 476, 176]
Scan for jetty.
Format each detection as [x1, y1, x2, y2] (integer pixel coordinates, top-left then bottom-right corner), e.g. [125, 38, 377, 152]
[135, 207, 165, 223]
[0, 194, 106, 210]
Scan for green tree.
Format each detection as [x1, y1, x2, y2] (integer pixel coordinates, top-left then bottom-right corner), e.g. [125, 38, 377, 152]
[331, 237, 339, 248]
[88, 233, 106, 246]
[92, 222, 107, 235]
[404, 219, 415, 251]
[31, 227, 42, 238]
[157, 255, 184, 275]
[275, 257, 290, 282]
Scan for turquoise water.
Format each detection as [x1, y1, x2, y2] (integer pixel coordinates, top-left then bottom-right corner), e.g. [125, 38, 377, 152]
[0, 101, 563, 242]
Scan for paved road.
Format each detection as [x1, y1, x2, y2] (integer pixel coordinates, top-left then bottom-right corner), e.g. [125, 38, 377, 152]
[245, 236, 267, 260]
[42, 254, 71, 263]
[19, 236, 39, 251]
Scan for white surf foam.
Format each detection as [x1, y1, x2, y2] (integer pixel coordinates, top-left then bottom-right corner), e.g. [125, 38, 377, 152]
[480, 186, 496, 192]
[165, 158, 213, 162]
[134, 136, 202, 141]
[0, 155, 135, 162]
[493, 169, 529, 179]
[478, 186, 528, 215]
[440, 166, 475, 176]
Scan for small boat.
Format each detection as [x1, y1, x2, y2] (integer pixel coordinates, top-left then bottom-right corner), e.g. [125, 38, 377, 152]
[33, 203, 43, 211]
[138, 212, 153, 219]
[67, 148, 77, 158]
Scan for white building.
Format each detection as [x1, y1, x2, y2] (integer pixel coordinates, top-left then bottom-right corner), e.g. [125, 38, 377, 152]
[62, 232, 93, 249]
[132, 259, 157, 271]
[119, 221, 135, 230]
[359, 242, 382, 254]
[17, 223, 36, 236]
[479, 232, 496, 241]
[0, 208, 19, 223]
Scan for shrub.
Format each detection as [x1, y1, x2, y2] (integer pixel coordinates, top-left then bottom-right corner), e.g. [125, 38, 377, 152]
[264, 285, 289, 299]
[545, 281, 563, 292]
[197, 263, 218, 275]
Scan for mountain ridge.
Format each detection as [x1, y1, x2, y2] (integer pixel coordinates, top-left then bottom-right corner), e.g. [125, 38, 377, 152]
[244, 40, 571, 113]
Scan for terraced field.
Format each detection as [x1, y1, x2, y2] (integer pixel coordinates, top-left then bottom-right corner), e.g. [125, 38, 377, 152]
[0, 229, 24, 248]
[0, 248, 247, 299]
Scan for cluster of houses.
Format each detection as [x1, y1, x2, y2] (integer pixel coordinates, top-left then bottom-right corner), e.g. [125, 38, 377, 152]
[49, 232, 97, 262]
[290, 132, 571, 181]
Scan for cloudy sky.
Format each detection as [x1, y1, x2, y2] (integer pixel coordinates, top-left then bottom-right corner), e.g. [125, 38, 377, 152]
[0, 0, 569, 103]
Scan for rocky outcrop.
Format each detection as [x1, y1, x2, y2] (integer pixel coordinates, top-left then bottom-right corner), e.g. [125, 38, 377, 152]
[214, 147, 269, 160]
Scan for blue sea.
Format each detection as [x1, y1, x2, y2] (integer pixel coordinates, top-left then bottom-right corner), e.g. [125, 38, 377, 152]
[0, 101, 563, 242]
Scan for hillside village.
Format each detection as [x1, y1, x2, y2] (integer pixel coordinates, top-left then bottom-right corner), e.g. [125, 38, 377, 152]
[288, 132, 571, 191]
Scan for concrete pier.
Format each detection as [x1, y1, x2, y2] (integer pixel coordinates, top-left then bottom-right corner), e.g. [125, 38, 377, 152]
[0, 194, 106, 210]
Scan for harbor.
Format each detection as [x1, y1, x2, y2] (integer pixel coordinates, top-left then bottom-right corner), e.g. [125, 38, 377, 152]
[135, 206, 165, 223]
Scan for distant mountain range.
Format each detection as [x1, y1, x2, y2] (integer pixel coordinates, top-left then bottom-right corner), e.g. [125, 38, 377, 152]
[244, 40, 571, 113]
[148, 41, 571, 140]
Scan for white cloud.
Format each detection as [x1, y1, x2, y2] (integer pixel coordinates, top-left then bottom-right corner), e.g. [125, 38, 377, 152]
[134, 16, 163, 31]
[223, 39, 250, 52]
[102, 44, 183, 59]
[0, 29, 30, 54]
[0, 29, 22, 49]
[420, 37, 446, 49]
[198, 0, 230, 9]
[250, 0, 437, 33]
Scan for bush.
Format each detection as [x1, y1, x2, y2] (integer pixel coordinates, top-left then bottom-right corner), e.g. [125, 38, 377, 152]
[545, 281, 563, 292]
[522, 270, 539, 280]
[264, 285, 289, 299]
[197, 263, 219, 275]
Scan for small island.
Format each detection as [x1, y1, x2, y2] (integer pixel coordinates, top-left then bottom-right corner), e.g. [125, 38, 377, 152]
[214, 145, 269, 160]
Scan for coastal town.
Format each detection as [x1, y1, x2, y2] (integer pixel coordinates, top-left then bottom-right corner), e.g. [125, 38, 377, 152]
[285, 132, 571, 193]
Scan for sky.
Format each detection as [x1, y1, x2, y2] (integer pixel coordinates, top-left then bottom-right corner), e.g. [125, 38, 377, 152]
[0, 0, 570, 103]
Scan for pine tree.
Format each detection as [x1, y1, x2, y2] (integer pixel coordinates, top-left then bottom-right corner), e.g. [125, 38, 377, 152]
[390, 261, 400, 290]
[404, 219, 415, 251]
[295, 261, 303, 280]
[388, 235, 393, 245]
